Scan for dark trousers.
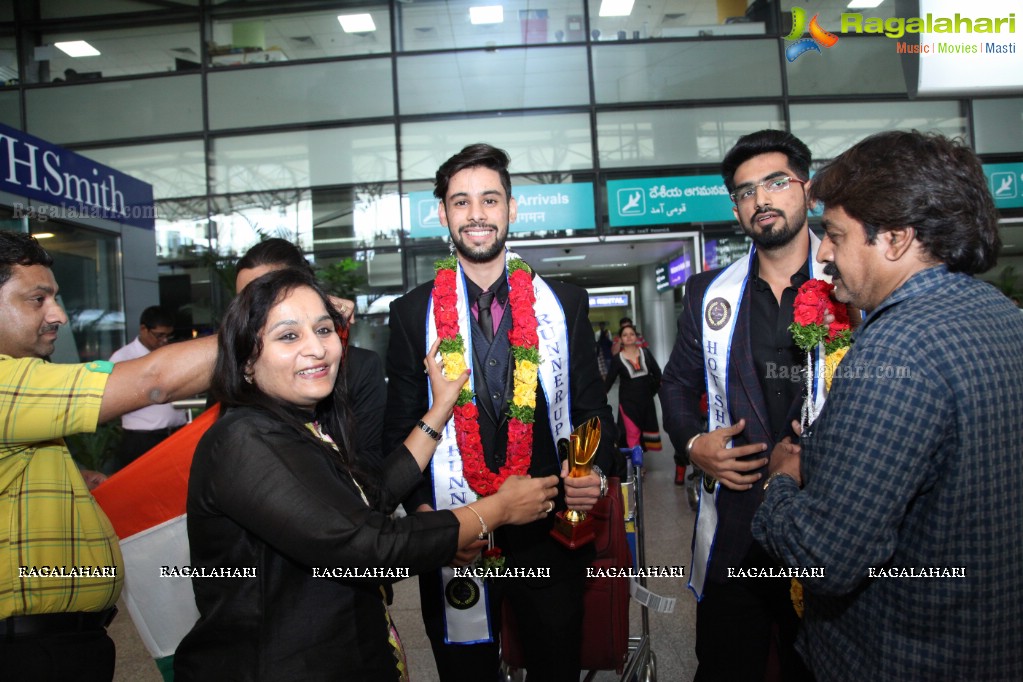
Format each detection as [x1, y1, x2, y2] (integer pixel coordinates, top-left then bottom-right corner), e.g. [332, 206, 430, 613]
[694, 553, 813, 681]
[0, 628, 115, 681]
[419, 570, 584, 682]
[419, 571, 502, 682]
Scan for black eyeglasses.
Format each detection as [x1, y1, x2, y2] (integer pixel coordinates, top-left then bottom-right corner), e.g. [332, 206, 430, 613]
[729, 176, 806, 205]
[146, 327, 174, 342]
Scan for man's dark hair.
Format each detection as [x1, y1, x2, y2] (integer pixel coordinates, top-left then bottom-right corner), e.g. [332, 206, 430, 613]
[236, 238, 313, 275]
[721, 129, 812, 193]
[434, 143, 513, 202]
[810, 130, 1001, 274]
[0, 231, 54, 290]
[140, 306, 174, 329]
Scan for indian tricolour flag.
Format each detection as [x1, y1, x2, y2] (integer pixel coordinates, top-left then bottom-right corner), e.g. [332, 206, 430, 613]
[92, 406, 218, 678]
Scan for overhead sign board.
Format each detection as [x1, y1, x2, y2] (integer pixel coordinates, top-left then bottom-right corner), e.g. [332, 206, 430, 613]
[408, 183, 595, 237]
[0, 122, 155, 229]
[588, 293, 629, 308]
[607, 175, 734, 227]
[984, 162, 1023, 210]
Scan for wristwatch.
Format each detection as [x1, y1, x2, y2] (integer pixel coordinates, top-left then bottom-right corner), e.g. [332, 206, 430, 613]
[762, 471, 795, 493]
[592, 464, 608, 498]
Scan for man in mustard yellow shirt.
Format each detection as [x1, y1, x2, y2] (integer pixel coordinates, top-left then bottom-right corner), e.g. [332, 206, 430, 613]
[0, 231, 216, 682]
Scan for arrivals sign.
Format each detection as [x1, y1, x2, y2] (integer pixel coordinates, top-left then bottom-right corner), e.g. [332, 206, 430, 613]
[607, 175, 733, 228]
[0, 123, 155, 229]
[983, 162, 1023, 210]
[408, 183, 595, 237]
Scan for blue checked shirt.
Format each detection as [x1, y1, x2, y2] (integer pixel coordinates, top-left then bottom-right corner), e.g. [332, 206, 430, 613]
[753, 266, 1023, 681]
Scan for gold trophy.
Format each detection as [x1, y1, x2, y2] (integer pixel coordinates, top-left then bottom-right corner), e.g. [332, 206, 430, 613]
[550, 417, 601, 549]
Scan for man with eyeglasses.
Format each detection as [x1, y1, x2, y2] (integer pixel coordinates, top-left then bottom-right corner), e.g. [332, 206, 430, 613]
[108, 306, 188, 471]
[661, 129, 817, 680]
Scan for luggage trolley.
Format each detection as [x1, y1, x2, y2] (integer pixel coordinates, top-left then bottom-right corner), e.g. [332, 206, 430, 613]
[499, 445, 657, 681]
[616, 445, 657, 682]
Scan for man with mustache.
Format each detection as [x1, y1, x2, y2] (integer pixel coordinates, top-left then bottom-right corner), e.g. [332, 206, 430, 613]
[753, 131, 1023, 680]
[0, 231, 216, 681]
[660, 130, 816, 680]
[385, 143, 621, 681]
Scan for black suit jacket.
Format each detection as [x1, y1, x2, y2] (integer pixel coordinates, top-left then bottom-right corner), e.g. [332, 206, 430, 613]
[660, 263, 792, 582]
[176, 406, 459, 681]
[345, 345, 386, 469]
[384, 274, 621, 581]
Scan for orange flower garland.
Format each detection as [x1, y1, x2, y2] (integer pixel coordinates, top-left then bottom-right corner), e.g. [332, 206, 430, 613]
[432, 256, 541, 496]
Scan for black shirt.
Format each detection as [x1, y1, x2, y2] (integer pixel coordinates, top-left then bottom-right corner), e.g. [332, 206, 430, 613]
[749, 256, 810, 443]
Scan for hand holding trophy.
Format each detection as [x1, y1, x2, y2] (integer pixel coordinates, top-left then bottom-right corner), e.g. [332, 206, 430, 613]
[551, 417, 601, 549]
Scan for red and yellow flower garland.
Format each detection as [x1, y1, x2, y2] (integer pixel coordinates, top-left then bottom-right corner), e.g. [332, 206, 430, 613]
[432, 256, 541, 496]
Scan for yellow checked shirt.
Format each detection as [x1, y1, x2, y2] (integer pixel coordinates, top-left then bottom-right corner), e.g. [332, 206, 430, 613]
[0, 355, 123, 619]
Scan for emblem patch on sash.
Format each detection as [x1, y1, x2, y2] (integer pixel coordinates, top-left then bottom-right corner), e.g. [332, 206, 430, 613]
[705, 298, 731, 330]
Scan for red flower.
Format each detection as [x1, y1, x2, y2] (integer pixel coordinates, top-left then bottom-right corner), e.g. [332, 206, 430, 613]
[433, 258, 539, 496]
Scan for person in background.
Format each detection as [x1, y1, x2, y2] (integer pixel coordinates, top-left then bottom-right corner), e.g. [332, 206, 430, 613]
[174, 268, 558, 681]
[108, 306, 188, 472]
[234, 238, 386, 465]
[660, 129, 817, 681]
[604, 323, 662, 454]
[0, 230, 216, 682]
[753, 130, 1023, 681]
[610, 316, 647, 355]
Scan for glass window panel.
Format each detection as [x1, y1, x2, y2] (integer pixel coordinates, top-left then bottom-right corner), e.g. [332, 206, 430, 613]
[397, 46, 589, 115]
[593, 39, 780, 103]
[974, 98, 1023, 154]
[34, 24, 201, 81]
[208, 191, 314, 259]
[84, 140, 207, 201]
[40, 0, 197, 19]
[397, 0, 585, 51]
[156, 197, 210, 262]
[790, 101, 967, 161]
[400, 113, 593, 181]
[312, 186, 402, 251]
[211, 125, 397, 194]
[31, 223, 123, 363]
[0, 90, 19, 128]
[787, 36, 906, 96]
[26, 75, 203, 145]
[597, 105, 783, 168]
[0, 36, 18, 84]
[209, 58, 392, 130]
[780, 0, 895, 28]
[209, 6, 391, 64]
[588, 0, 777, 41]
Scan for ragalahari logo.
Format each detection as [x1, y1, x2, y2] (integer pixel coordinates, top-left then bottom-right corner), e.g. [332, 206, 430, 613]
[785, 7, 840, 62]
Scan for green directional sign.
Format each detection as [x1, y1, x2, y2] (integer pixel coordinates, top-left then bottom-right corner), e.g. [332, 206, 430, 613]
[984, 163, 1023, 210]
[608, 175, 734, 227]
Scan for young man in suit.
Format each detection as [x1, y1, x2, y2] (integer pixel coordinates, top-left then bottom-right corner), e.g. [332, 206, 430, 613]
[384, 143, 621, 681]
[660, 130, 817, 680]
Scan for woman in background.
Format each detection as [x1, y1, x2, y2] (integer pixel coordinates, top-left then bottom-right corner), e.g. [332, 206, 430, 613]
[604, 324, 662, 453]
[175, 269, 557, 681]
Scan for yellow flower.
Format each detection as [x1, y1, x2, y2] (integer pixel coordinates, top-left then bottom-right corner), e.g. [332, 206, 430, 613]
[441, 351, 467, 381]
[513, 381, 537, 408]
[824, 346, 850, 392]
[790, 579, 804, 618]
[513, 359, 539, 387]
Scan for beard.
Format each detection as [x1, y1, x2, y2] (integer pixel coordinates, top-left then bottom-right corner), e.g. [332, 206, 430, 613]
[740, 205, 806, 251]
[450, 223, 508, 264]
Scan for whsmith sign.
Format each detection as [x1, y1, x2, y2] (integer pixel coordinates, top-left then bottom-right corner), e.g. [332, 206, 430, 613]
[0, 123, 154, 229]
